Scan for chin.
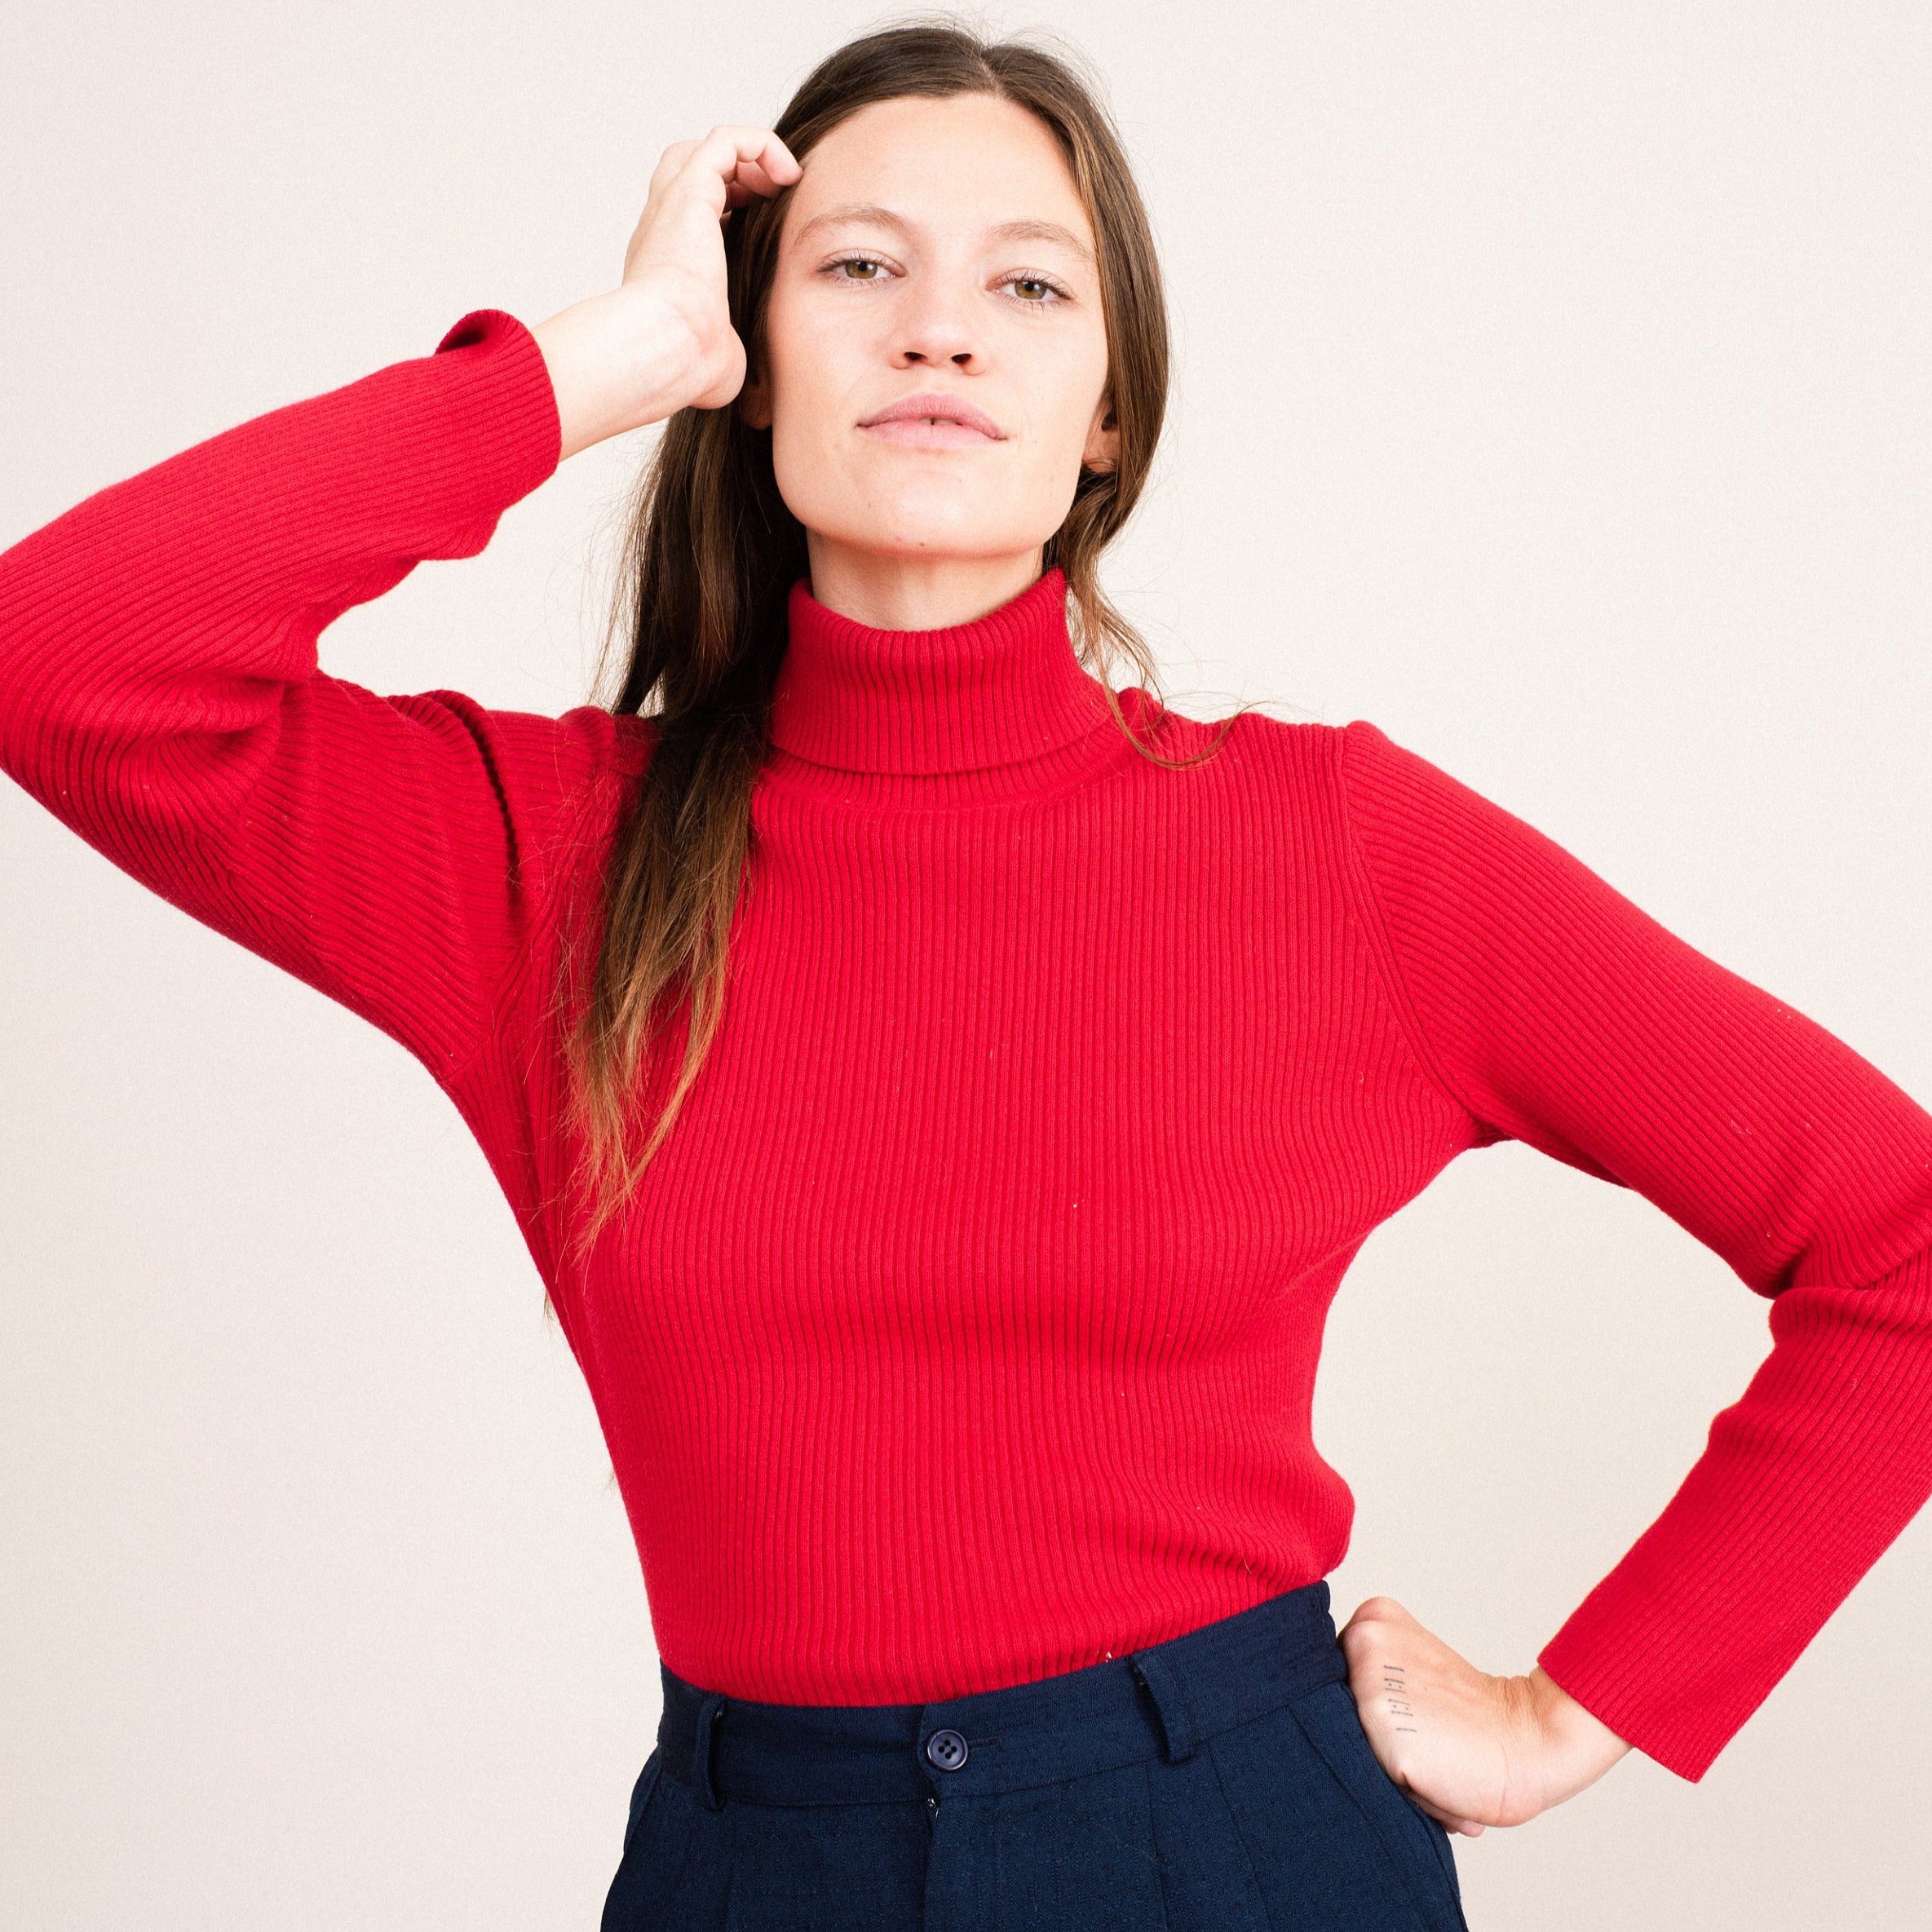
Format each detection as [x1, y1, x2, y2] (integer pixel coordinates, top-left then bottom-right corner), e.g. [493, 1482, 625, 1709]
[813, 499, 1028, 556]
[859, 529, 1033, 562]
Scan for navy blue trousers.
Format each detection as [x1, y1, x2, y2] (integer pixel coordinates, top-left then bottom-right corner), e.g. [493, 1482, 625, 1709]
[601, 1580, 1470, 1931]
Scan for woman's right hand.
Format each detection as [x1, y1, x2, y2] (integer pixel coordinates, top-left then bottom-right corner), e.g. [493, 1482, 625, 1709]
[532, 126, 802, 461]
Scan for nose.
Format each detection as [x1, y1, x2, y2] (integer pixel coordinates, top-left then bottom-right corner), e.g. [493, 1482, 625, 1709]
[888, 273, 982, 372]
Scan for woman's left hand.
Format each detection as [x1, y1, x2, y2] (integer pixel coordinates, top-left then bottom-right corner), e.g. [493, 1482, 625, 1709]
[1336, 1595, 1633, 1834]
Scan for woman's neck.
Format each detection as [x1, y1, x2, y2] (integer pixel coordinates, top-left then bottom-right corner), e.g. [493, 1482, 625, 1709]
[767, 562, 1117, 783]
[801, 533, 1047, 633]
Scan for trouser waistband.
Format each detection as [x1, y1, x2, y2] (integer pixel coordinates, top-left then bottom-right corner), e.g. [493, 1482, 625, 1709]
[656, 1580, 1346, 1810]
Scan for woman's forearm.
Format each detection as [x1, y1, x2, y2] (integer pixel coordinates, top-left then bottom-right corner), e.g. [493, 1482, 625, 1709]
[531, 124, 802, 460]
[530, 284, 708, 462]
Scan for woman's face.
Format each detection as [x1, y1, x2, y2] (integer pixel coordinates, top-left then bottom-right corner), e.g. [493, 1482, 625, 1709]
[739, 91, 1118, 579]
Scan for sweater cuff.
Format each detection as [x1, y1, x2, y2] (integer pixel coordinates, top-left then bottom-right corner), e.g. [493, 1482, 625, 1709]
[427, 307, 564, 512]
[1535, 1243, 1932, 1782]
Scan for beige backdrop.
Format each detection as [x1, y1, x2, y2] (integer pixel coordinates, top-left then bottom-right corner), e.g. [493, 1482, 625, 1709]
[4, 2, 1930, 1925]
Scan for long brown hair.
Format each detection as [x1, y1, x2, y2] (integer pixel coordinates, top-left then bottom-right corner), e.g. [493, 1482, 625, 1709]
[554, 14, 1231, 1266]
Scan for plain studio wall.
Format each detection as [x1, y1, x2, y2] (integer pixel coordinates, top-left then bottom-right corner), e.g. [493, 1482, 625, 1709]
[2, 2, 1928, 1925]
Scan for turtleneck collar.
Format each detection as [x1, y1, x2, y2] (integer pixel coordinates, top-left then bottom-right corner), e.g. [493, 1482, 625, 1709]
[767, 565, 1113, 776]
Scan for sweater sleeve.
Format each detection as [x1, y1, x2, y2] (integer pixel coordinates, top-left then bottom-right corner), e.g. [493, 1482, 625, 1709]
[0, 308, 568, 1088]
[1335, 717, 1932, 1784]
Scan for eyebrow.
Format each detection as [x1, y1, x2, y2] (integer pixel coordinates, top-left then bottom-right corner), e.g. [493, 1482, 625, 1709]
[790, 202, 1095, 266]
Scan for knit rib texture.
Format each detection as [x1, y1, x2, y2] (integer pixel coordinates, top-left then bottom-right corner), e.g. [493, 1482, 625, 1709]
[6, 307, 1931, 1785]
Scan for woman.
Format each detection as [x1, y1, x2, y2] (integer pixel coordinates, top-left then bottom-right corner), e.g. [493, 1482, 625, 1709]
[4, 16, 1930, 1929]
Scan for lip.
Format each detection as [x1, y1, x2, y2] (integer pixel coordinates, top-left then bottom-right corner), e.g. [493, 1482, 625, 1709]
[857, 391, 1006, 442]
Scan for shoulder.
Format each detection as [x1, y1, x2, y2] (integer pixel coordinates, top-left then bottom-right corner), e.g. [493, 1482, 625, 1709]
[1125, 697, 1487, 807]
[1143, 706, 1531, 882]
[489, 701, 657, 778]
[523, 705, 658, 858]
[384, 691, 661, 879]
[1126, 689, 1346, 769]
[1128, 696, 1386, 811]
[385, 690, 657, 785]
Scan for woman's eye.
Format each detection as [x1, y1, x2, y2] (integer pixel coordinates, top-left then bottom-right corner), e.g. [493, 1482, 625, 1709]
[1000, 272, 1071, 310]
[820, 257, 1068, 308]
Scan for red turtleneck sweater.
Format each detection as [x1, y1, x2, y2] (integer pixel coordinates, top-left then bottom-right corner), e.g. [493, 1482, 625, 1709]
[5, 307, 1932, 1786]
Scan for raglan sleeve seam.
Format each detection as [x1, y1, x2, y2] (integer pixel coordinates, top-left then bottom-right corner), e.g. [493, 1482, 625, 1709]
[1329, 719, 1501, 1145]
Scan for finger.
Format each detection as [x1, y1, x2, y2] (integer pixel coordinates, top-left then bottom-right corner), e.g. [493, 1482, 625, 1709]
[686, 125, 802, 204]
[735, 128, 802, 185]
[733, 157, 784, 197]
[648, 137, 701, 196]
[1413, 1793, 1486, 1836]
[720, 161, 780, 208]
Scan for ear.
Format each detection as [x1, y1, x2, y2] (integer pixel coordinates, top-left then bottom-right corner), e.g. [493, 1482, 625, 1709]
[1081, 397, 1120, 475]
[739, 362, 773, 431]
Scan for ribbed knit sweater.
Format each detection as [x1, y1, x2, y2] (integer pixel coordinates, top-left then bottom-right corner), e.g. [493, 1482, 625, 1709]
[6, 307, 1932, 1787]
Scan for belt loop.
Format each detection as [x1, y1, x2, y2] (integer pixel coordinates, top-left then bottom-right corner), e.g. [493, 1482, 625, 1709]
[692, 1691, 728, 1809]
[1128, 1647, 1196, 1763]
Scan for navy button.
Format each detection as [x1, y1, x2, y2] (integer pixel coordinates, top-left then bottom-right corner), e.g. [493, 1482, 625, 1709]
[925, 1727, 970, 1771]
